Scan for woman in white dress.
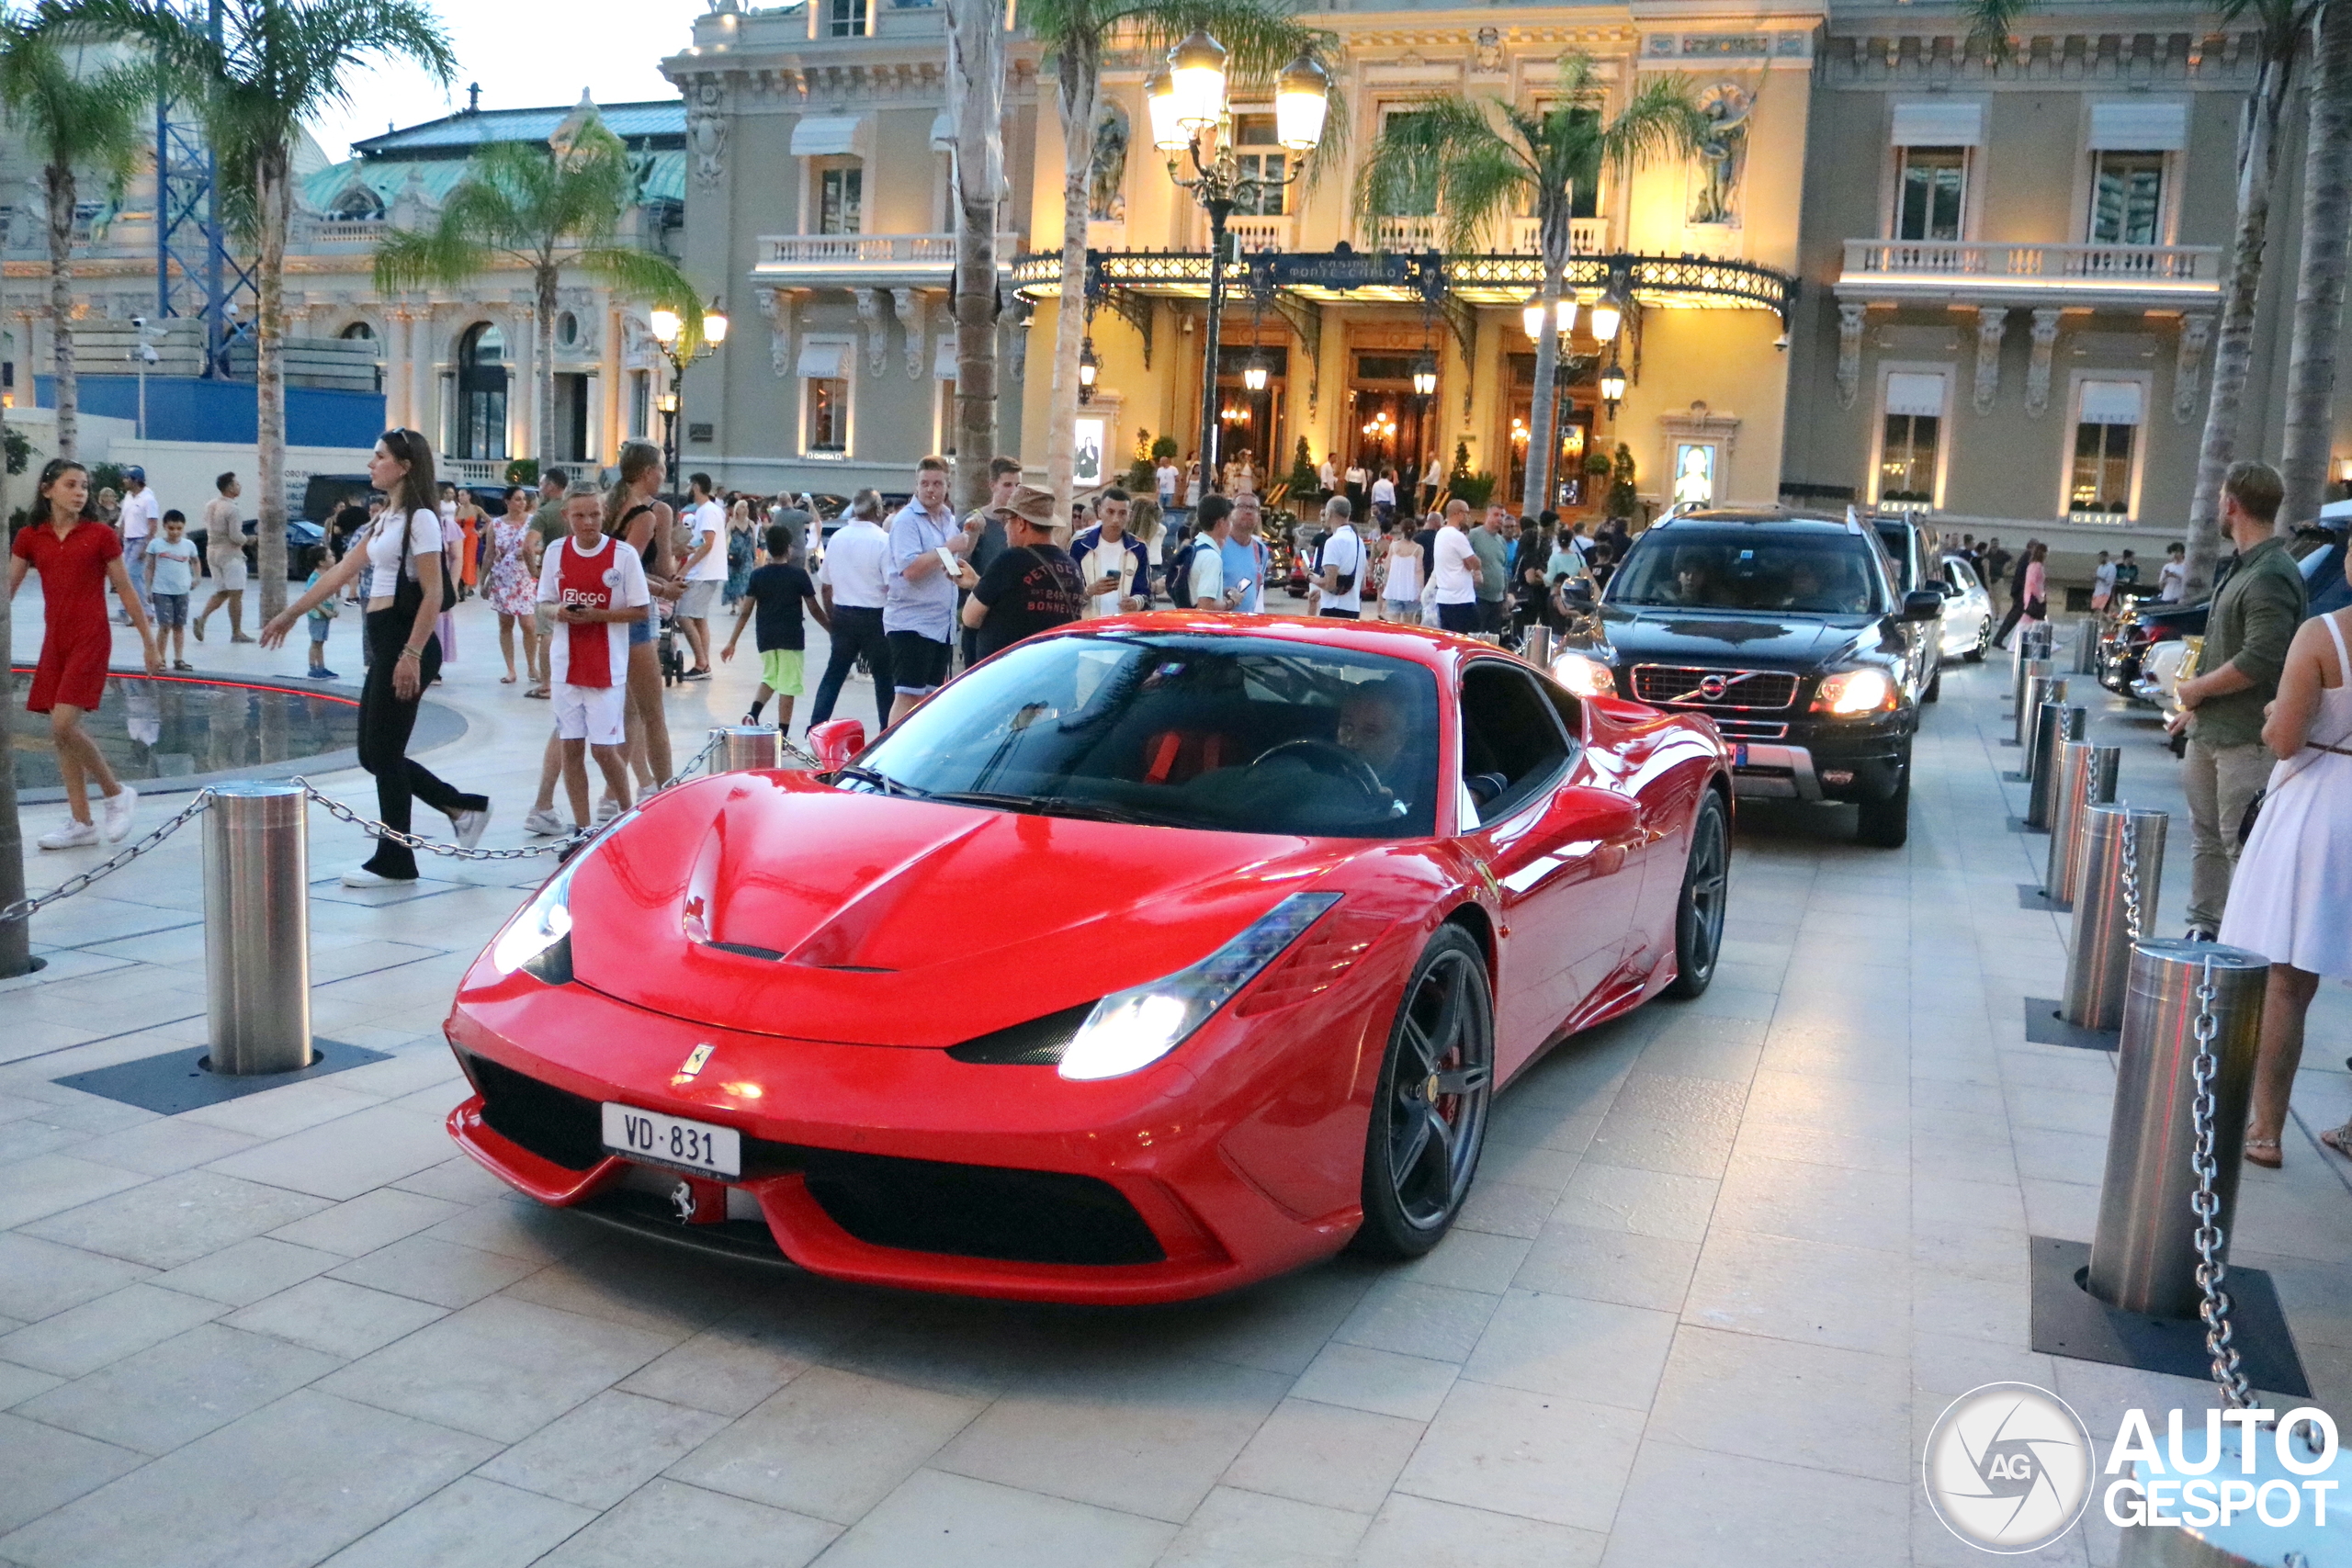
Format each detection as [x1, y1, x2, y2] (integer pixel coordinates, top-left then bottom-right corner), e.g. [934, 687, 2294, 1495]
[2219, 577, 2352, 1168]
[1380, 518, 1423, 625]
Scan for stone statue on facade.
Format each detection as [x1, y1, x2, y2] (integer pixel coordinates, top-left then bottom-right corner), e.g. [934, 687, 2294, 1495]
[1688, 83, 1750, 227]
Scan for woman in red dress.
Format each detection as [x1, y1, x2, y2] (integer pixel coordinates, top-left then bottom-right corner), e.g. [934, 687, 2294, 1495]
[6, 459, 162, 848]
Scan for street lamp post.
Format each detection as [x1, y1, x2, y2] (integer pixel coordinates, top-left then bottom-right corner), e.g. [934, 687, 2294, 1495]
[648, 295, 729, 487]
[1148, 39, 1329, 500]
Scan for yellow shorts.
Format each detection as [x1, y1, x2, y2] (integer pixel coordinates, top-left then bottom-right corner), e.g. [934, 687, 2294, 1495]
[758, 648, 805, 695]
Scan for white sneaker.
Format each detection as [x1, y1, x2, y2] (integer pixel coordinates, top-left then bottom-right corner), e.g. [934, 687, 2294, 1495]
[447, 806, 491, 850]
[523, 807, 566, 837]
[100, 784, 137, 843]
[593, 795, 622, 828]
[37, 819, 98, 851]
[339, 865, 413, 888]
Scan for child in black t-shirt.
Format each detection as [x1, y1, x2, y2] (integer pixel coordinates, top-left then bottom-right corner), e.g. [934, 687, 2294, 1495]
[723, 525, 831, 729]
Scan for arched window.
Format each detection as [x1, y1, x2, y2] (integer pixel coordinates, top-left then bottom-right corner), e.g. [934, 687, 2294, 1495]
[456, 321, 508, 461]
[339, 321, 375, 343]
[331, 187, 384, 220]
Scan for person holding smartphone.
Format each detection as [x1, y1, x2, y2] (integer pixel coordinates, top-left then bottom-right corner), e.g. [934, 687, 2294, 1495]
[883, 456, 973, 714]
[958, 486, 1084, 659]
[1069, 486, 1149, 618]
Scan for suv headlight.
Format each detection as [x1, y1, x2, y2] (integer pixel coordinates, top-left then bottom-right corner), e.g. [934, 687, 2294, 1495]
[1550, 651, 1616, 697]
[1058, 893, 1341, 1081]
[1812, 668, 1896, 716]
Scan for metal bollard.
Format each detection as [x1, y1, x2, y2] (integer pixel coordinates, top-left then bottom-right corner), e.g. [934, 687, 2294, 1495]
[2086, 939, 2266, 1318]
[2018, 673, 2066, 765]
[2061, 805, 2168, 1030]
[2044, 741, 2120, 902]
[2012, 660, 2055, 745]
[203, 782, 312, 1075]
[2075, 616, 2099, 675]
[1521, 626, 1552, 671]
[2024, 704, 2086, 829]
[714, 725, 780, 772]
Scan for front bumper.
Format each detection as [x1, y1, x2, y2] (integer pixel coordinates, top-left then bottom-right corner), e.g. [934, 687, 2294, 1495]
[1724, 729, 1907, 803]
[442, 975, 1372, 1304]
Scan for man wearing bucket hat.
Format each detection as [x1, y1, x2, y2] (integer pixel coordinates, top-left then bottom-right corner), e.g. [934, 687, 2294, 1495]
[959, 484, 1084, 660]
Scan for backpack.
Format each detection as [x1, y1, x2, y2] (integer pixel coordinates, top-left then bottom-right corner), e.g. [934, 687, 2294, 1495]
[1168, 540, 1196, 609]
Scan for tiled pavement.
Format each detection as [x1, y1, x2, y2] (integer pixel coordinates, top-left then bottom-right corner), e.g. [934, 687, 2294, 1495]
[5, 593, 2350, 1567]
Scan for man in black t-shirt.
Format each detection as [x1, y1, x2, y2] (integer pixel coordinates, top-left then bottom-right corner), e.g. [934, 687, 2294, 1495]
[723, 525, 831, 729]
[958, 484, 1082, 660]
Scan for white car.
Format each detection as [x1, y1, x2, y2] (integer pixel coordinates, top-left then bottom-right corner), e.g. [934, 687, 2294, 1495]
[1936, 554, 1995, 663]
[2133, 637, 2196, 709]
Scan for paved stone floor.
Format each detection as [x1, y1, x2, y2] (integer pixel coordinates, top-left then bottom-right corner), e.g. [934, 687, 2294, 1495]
[4, 592, 2349, 1567]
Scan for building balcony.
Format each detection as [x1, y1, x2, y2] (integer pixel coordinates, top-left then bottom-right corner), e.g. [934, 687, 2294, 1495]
[751, 231, 1021, 288]
[1363, 215, 1611, 257]
[1228, 215, 1293, 254]
[1836, 238, 2223, 310]
[296, 217, 390, 247]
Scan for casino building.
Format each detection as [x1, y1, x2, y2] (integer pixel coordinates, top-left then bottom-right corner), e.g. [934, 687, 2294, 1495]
[662, 0, 1813, 516]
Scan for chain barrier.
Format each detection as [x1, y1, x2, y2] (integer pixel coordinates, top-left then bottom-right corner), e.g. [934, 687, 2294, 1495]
[2186, 955, 2257, 1409]
[2117, 808, 2144, 947]
[5, 725, 816, 925]
[0, 789, 219, 924]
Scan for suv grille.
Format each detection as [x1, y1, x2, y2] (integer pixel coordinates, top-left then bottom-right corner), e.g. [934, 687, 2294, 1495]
[1632, 665, 1800, 710]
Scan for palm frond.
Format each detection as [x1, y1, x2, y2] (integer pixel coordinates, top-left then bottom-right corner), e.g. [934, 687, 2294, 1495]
[370, 224, 492, 293]
[0, 17, 154, 199]
[1595, 71, 1711, 174]
[1958, 0, 2034, 62]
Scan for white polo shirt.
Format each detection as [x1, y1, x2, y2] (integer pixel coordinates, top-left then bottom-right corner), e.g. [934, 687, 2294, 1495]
[119, 487, 161, 543]
[818, 517, 890, 608]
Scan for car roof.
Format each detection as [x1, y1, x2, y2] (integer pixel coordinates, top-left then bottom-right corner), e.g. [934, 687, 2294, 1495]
[1648, 508, 1864, 535]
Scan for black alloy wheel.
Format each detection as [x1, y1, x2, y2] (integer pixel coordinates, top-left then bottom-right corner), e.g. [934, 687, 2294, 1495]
[1666, 792, 1730, 999]
[1351, 926, 1494, 1258]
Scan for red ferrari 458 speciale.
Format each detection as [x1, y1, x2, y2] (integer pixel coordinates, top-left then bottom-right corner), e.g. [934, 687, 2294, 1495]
[444, 615, 1733, 1303]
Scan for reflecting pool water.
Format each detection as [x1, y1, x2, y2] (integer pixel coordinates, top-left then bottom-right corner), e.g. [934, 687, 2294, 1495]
[9, 671, 359, 792]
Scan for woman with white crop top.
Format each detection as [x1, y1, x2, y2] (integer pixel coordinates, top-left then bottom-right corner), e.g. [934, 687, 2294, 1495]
[263, 429, 491, 885]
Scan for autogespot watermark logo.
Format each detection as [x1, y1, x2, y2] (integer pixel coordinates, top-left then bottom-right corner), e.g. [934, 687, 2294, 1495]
[1923, 1385, 2343, 1554]
[1922, 1383, 2096, 1553]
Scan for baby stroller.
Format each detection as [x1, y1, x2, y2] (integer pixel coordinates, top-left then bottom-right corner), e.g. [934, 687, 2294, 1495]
[657, 600, 686, 687]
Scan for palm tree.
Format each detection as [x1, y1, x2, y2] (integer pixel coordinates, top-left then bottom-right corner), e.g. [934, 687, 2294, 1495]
[2278, 0, 2351, 529]
[1966, 0, 2318, 595]
[86, 0, 456, 619]
[0, 11, 151, 460]
[372, 109, 700, 467]
[1357, 56, 1707, 518]
[1023, 0, 1336, 524]
[944, 0, 1005, 513]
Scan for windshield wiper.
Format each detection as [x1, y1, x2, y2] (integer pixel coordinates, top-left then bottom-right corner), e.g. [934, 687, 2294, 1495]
[928, 790, 1188, 828]
[831, 764, 926, 798]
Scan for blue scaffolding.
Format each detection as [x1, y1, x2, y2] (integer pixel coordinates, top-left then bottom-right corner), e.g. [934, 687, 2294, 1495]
[151, 0, 254, 378]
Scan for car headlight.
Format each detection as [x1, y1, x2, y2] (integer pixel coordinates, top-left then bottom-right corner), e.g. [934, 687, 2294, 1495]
[1812, 668, 1896, 716]
[1550, 651, 1616, 697]
[1057, 893, 1341, 1082]
[489, 858, 579, 984]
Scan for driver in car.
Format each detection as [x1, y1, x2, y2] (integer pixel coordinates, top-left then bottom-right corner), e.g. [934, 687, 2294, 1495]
[1333, 679, 1413, 796]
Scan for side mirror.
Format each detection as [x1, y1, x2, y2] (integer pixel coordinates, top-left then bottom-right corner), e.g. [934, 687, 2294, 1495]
[808, 718, 866, 773]
[1559, 579, 1595, 604]
[1549, 784, 1640, 840]
[1901, 590, 1943, 622]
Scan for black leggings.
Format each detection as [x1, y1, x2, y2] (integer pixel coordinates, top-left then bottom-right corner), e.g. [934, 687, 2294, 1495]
[358, 608, 487, 879]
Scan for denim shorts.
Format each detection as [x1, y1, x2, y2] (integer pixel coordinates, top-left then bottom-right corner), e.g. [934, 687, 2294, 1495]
[628, 611, 654, 647]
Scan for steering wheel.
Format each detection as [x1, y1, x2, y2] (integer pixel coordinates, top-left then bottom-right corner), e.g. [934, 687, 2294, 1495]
[1252, 738, 1389, 809]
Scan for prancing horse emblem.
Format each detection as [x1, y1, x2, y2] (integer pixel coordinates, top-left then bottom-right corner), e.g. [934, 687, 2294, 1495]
[677, 1043, 714, 1079]
[1698, 674, 1730, 701]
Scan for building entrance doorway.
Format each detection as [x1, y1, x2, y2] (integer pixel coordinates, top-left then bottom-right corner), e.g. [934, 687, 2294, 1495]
[1349, 352, 1433, 505]
[1507, 353, 1596, 513]
[1214, 343, 1286, 494]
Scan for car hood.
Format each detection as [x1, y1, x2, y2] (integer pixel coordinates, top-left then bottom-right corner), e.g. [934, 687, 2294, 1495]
[1583, 605, 1892, 671]
[560, 772, 1356, 1046]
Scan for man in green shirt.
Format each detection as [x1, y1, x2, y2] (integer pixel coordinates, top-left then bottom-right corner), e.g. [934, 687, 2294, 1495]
[2176, 461, 2305, 939]
[1472, 504, 1512, 635]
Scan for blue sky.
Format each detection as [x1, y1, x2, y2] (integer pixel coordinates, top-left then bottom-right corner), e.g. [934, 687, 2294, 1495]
[309, 0, 707, 162]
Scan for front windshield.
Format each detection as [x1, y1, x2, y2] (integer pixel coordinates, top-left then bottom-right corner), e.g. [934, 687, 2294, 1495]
[1607, 528, 1890, 616]
[853, 632, 1441, 839]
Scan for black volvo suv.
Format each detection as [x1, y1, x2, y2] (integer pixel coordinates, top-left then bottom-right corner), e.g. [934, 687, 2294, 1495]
[1554, 510, 1942, 847]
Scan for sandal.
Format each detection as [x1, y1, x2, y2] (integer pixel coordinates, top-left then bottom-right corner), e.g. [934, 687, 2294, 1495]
[2244, 1136, 2282, 1170]
[525, 685, 549, 699]
[501, 674, 517, 684]
[2321, 1123, 2352, 1162]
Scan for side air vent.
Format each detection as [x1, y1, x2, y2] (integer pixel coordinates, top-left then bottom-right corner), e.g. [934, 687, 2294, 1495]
[944, 1001, 1099, 1066]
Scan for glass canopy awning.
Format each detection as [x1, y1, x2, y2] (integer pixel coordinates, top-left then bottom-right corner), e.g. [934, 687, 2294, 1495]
[1011, 246, 1798, 322]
